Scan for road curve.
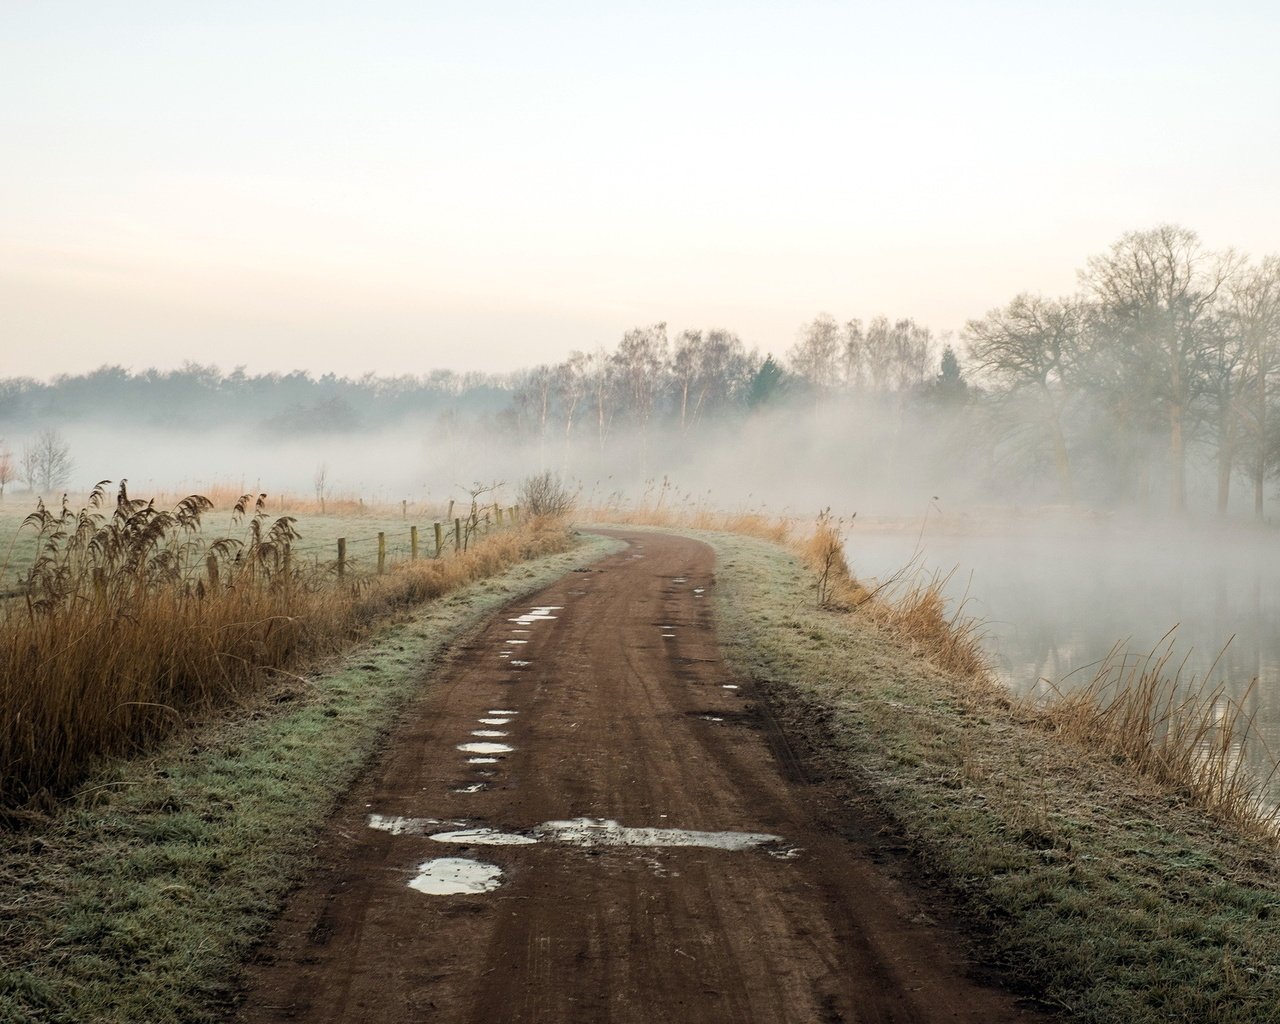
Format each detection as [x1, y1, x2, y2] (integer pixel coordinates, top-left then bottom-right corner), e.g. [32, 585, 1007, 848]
[236, 530, 1043, 1024]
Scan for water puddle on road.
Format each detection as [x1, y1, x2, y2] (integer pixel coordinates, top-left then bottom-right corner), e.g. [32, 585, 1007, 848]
[378, 815, 786, 855]
[368, 814, 465, 836]
[468, 756, 498, 764]
[471, 730, 509, 738]
[505, 639, 529, 645]
[431, 827, 537, 846]
[452, 783, 486, 794]
[459, 742, 513, 755]
[489, 709, 518, 716]
[409, 857, 504, 895]
[479, 717, 511, 725]
[509, 660, 532, 667]
[540, 818, 782, 851]
[722, 684, 739, 690]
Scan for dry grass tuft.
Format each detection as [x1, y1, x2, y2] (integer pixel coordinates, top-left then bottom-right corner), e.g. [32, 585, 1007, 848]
[1035, 636, 1280, 835]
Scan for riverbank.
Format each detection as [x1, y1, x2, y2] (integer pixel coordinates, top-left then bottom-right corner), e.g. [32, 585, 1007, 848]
[703, 528, 1280, 1022]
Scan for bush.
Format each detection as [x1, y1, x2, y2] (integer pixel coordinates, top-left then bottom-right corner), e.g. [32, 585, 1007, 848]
[518, 471, 575, 518]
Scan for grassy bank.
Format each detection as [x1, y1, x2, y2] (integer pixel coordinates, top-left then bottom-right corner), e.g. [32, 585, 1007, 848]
[700, 529, 1280, 1023]
[0, 532, 619, 1024]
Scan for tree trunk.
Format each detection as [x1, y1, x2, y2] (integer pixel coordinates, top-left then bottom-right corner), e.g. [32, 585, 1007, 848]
[1257, 369, 1268, 521]
[1169, 403, 1186, 516]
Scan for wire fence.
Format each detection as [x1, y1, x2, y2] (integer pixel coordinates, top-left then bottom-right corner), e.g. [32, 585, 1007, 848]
[294, 505, 522, 579]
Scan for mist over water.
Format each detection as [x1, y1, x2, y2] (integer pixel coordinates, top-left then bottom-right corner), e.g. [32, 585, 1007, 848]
[848, 520, 1280, 802]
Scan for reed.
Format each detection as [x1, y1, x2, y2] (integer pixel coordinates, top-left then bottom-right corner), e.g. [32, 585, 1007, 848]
[0, 482, 571, 811]
[1035, 636, 1280, 834]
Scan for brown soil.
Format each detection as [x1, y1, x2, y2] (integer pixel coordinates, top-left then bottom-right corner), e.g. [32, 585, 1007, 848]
[236, 531, 1046, 1023]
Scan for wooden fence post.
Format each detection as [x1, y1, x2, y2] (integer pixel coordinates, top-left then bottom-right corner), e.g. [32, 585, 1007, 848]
[206, 554, 219, 591]
[434, 521, 443, 558]
[411, 525, 419, 560]
[377, 532, 386, 574]
[454, 517, 462, 554]
[401, 499, 407, 519]
[496, 505, 504, 526]
[337, 538, 346, 578]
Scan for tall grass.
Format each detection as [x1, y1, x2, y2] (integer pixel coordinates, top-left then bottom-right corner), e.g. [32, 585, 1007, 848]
[0, 482, 571, 812]
[1036, 636, 1280, 834]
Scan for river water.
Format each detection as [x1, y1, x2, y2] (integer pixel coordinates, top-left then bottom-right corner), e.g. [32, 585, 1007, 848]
[846, 519, 1280, 800]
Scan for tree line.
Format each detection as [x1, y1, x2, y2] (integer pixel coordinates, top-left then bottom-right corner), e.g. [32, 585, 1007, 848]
[2, 224, 1276, 518]
[501, 225, 1280, 519]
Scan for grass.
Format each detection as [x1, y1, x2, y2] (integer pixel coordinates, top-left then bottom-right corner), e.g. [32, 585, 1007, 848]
[0, 483, 563, 812]
[694, 527, 1280, 1022]
[0, 530, 620, 1024]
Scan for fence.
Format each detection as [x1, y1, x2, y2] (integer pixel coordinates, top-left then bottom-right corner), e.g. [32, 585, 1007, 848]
[302, 504, 522, 580]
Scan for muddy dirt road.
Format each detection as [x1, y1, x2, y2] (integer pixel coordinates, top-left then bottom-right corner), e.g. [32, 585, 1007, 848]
[238, 531, 1042, 1023]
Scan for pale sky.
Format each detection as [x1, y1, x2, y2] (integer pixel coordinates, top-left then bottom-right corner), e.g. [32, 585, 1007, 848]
[2, 1, 1277, 380]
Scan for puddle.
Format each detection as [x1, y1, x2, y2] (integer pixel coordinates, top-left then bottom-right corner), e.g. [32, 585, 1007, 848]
[489, 709, 518, 716]
[459, 742, 514, 755]
[510, 660, 532, 667]
[693, 588, 705, 594]
[431, 827, 537, 846]
[505, 639, 529, 645]
[699, 715, 725, 722]
[409, 857, 503, 895]
[468, 756, 499, 764]
[479, 717, 511, 725]
[452, 783, 487, 794]
[471, 730, 509, 738]
[540, 818, 782, 851]
[416, 816, 785, 853]
[368, 814, 464, 836]
[722, 684, 740, 690]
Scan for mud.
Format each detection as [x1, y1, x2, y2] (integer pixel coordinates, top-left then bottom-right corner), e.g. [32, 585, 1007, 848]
[237, 531, 1046, 1024]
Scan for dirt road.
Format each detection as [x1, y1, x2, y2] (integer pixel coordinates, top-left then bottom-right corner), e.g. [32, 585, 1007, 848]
[237, 531, 1043, 1023]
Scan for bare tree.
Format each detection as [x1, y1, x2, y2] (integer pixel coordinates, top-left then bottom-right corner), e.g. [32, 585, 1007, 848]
[0, 441, 12, 498]
[1082, 225, 1240, 515]
[23, 428, 73, 494]
[788, 314, 843, 394]
[965, 294, 1087, 502]
[611, 324, 668, 457]
[1225, 255, 1280, 519]
[313, 462, 328, 513]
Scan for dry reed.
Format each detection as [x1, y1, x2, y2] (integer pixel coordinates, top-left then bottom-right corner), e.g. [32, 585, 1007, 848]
[0, 483, 570, 811]
[1035, 636, 1280, 833]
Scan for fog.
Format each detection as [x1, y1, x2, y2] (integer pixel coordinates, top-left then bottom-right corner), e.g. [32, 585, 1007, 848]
[4, 329, 1280, 799]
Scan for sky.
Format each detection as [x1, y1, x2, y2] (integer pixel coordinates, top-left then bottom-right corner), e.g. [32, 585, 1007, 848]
[2, 0, 1278, 381]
